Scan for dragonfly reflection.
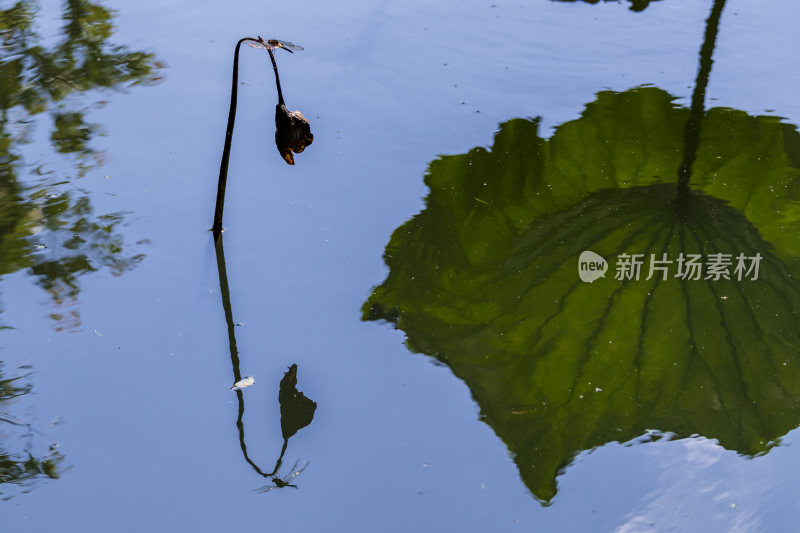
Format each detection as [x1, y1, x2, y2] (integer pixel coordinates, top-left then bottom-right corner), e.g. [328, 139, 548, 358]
[249, 36, 304, 53]
[251, 460, 309, 493]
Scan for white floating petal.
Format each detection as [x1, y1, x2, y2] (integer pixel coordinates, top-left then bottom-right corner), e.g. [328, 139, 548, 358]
[231, 376, 255, 390]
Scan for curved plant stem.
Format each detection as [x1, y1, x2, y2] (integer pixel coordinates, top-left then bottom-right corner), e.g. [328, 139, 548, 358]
[212, 38, 296, 237]
[214, 235, 289, 478]
[267, 48, 285, 107]
[677, 0, 727, 196]
[212, 37, 258, 239]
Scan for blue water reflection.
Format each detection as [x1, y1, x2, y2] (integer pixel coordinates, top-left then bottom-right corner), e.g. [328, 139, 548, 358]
[1, 0, 799, 531]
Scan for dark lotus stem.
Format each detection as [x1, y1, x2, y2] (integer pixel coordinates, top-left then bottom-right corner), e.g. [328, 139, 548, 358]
[677, 0, 727, 194]
[212, 37, 258, 239]
[270, 438, 290, 476]
[267, 48, 285, 106]
[215, 234, 282, 478]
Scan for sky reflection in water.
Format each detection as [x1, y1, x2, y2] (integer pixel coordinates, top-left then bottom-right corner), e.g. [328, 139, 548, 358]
[1, 0, 800, 530]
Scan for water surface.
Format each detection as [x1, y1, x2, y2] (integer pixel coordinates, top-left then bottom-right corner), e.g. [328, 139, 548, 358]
[2, 0, 800, 531]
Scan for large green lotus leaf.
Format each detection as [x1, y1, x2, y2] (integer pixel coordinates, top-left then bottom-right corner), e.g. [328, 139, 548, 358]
[363, 87, 800, 503]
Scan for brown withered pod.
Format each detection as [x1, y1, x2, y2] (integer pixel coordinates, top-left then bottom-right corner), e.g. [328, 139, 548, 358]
[262, 38, 313, 165]
[275, 104, 313, 165]
[212, 36, 312, 236]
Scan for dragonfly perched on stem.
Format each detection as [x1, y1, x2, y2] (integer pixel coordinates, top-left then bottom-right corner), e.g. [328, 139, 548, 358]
[249, 36, 304, 53]
[211, 34, 311, 236]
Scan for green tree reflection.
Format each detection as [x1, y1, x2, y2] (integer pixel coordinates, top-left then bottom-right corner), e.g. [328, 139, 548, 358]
[1, 0, 158, 496]
[0, 365, 65, 499]
[363, 0, 800, 504]
[0, 0, 159, 330]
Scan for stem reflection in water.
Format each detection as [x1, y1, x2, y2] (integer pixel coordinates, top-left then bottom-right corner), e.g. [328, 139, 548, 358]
[677, 0, 726, 197]
[213, 236, 317, 491]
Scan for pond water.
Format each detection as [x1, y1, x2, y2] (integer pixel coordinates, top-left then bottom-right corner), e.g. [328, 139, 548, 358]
[2, 0, 800, 531]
